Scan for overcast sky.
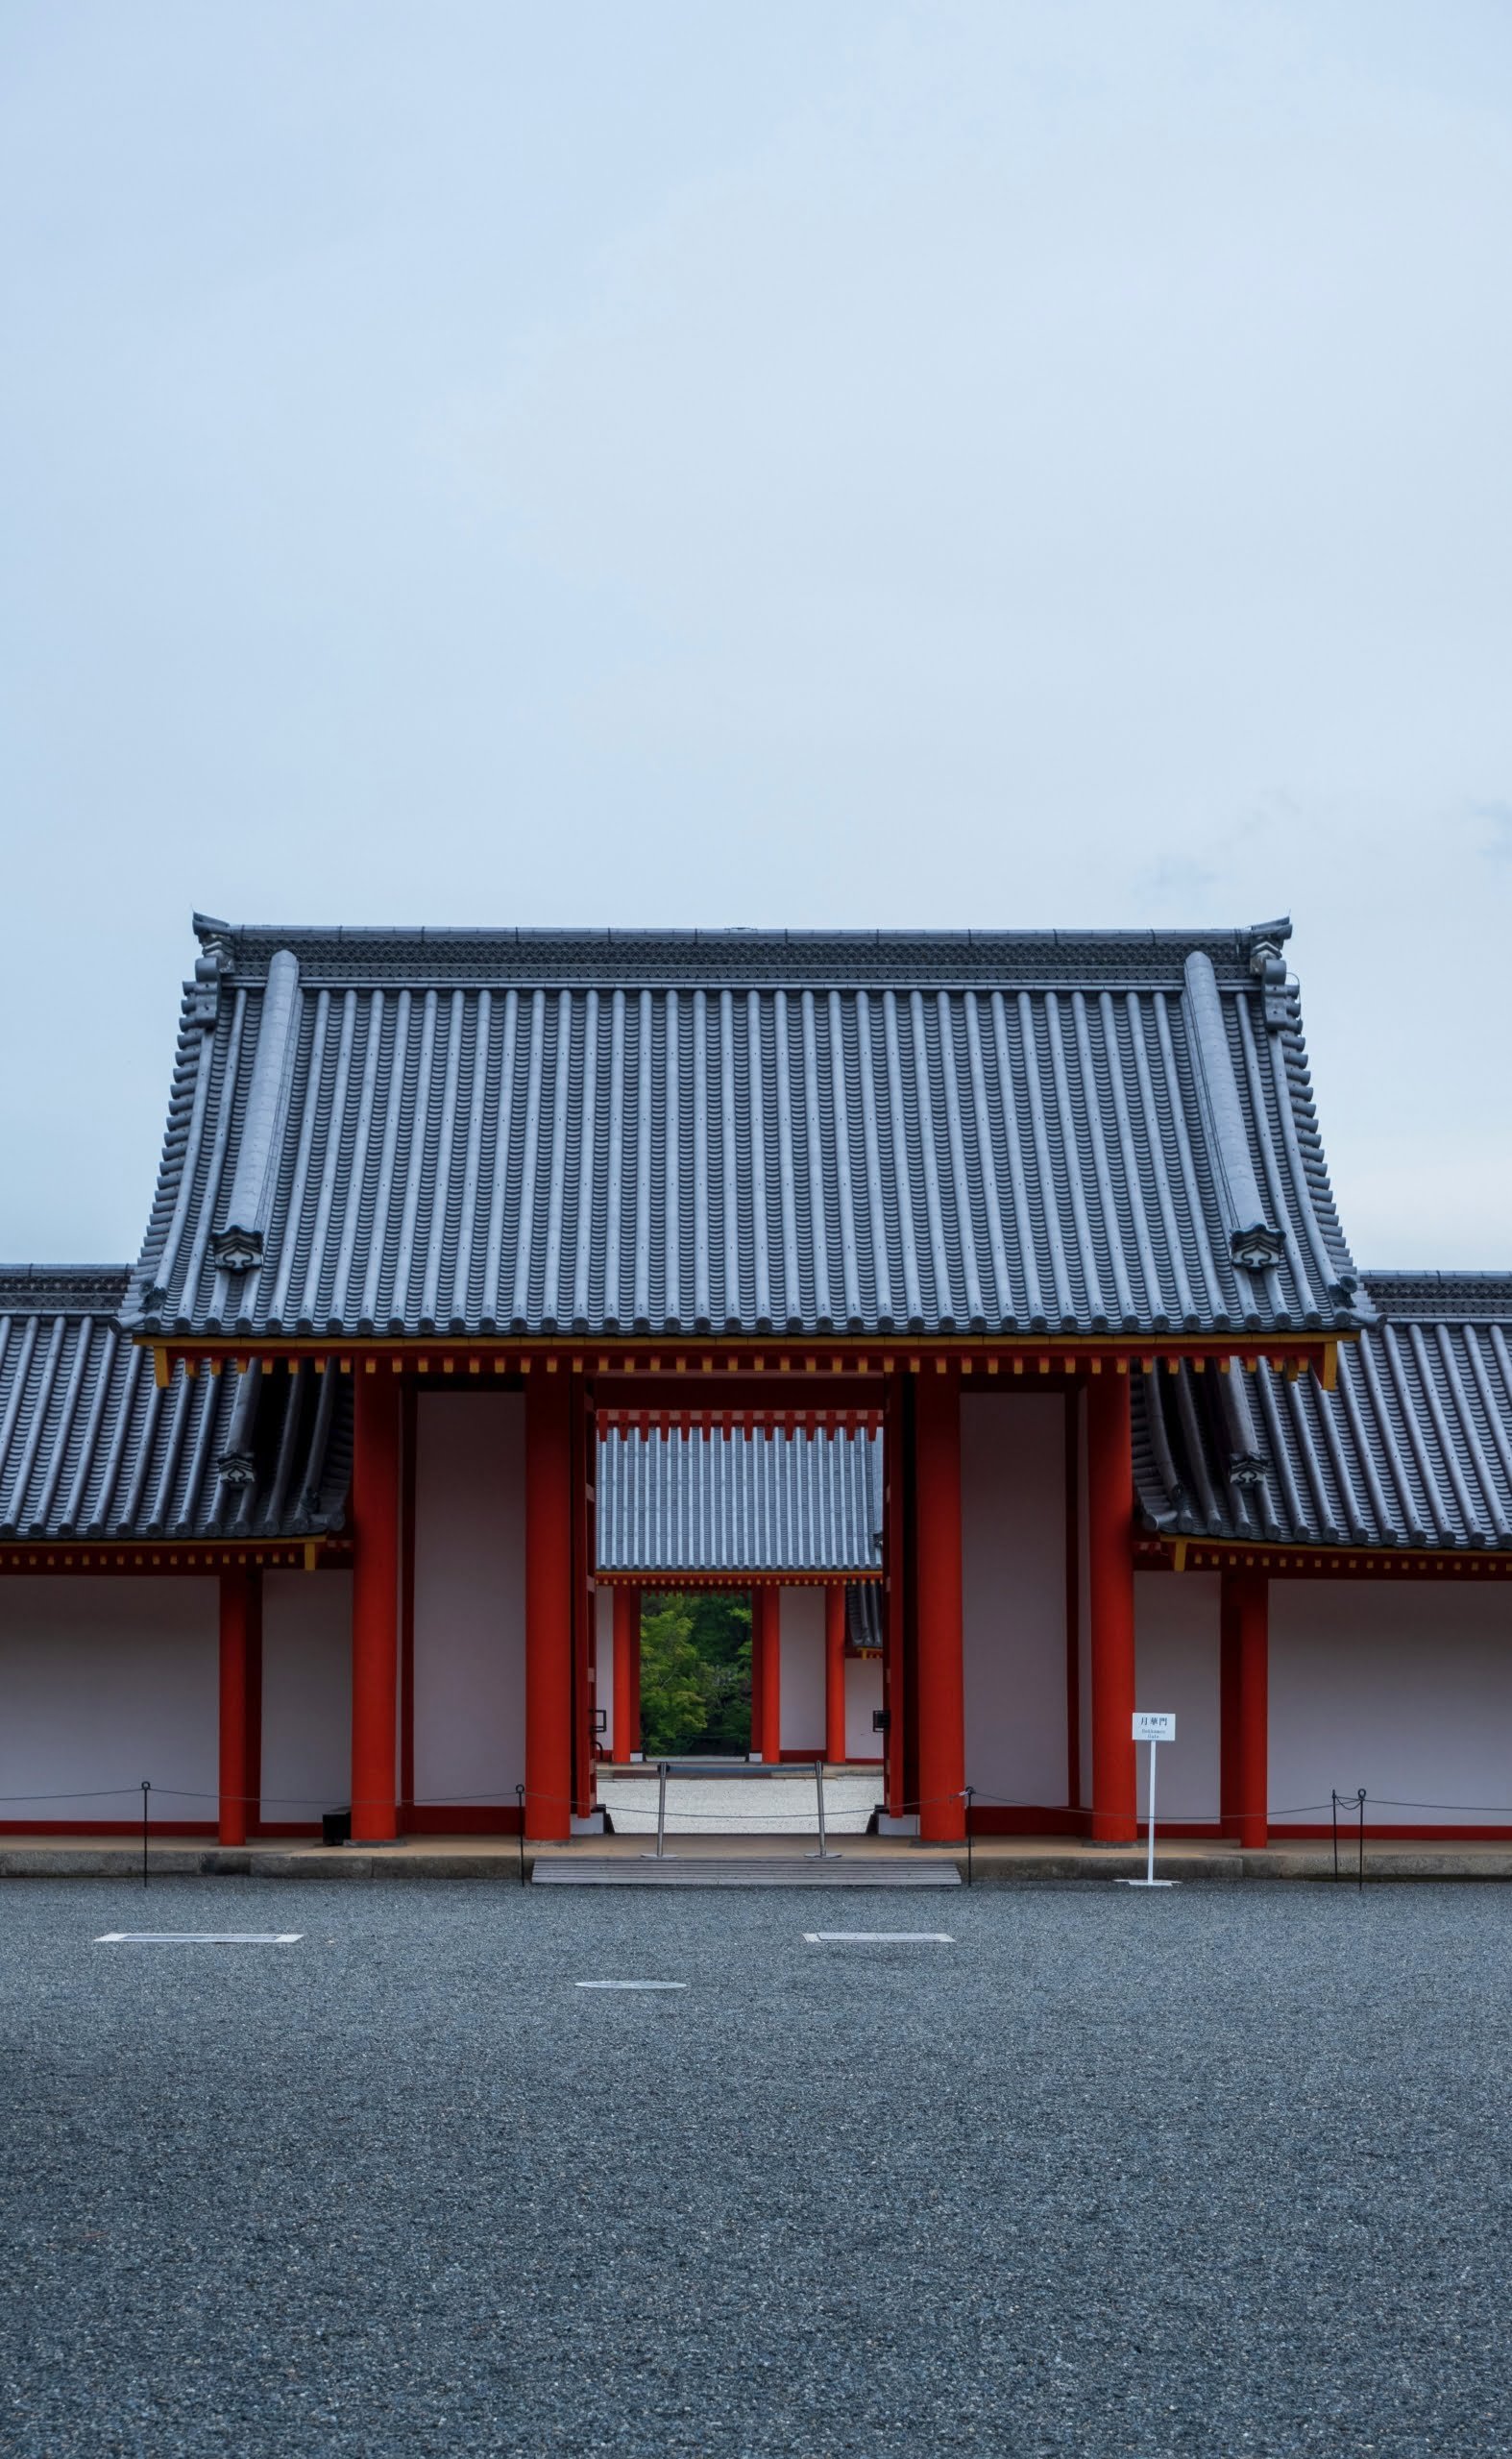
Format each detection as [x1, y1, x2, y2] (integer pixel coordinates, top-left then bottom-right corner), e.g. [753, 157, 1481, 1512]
[3, 1, 1509, 1269]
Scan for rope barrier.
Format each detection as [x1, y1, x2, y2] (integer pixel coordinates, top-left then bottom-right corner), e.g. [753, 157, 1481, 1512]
[8, 1778, 1511, 1823]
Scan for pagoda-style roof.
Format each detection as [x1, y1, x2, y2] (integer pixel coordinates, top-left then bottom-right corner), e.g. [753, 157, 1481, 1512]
[0, 1268, 348, 1545]
[124, 915, 1363, 1344]
[597, 1422, 883, 1579]
[1134, 1275, 1512, 1553]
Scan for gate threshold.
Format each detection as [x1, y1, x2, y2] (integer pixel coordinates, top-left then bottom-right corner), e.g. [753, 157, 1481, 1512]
[532, 1855, 961, 1888]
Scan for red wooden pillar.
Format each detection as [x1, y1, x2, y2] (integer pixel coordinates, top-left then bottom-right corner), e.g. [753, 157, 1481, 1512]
[882, 1371, 908, 1814]
[629, 1612, 642, 1759]
[351, 1368, 402, 1843]
[748, 1586, 764, 1757]
[525, 1373, 574, 1839]
[1223, 1570, 1269, 1849]
[612, 1585, 641, 1762]
[752, 1585, 782, 1761]
[571, 1377, 597, 1819]
[914, 1368, 965, 1844]
[217, 1566, 261, 1846]
[1086, 1371, 1137, 1843]
[824, 1584, 848, 1765]
[1219, 1573, 1241, 1839]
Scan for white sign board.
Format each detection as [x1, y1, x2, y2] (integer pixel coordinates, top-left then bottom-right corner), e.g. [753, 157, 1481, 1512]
[1133, 1712, 1175, 1742]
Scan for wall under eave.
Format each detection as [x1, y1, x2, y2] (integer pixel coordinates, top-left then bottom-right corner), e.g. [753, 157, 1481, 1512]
[843, 1657, 883, 1762]
[0, 1577, 216, 1822]
[1133, 1571, 1221, 1823]
[778, 1587, 825, 1755]
[411, 1394, 525, 1818]
[260, 1570, 351, 1824]
[594, 1584, 614, 1753]
[1269, 1581, 1512, 1828]
[962, 1395, 1068, 1811]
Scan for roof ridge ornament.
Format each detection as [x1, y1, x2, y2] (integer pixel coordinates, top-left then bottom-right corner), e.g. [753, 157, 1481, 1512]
[188, 914, 233, 1030]
[1248, 928, 1291, 1033]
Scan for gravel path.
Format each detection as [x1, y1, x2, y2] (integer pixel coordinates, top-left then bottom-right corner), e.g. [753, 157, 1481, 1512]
[4, 1880, 1511, 2457]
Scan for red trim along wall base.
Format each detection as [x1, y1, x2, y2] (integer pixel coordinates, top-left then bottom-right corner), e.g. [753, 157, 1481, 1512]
[399, 1803, 524, 1836]
[0, 1820, 222, 1838]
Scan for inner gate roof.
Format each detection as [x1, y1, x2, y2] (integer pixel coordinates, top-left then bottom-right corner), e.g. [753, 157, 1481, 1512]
[124, 916, 1365, 1344]
[597, 1423, 883, 1578]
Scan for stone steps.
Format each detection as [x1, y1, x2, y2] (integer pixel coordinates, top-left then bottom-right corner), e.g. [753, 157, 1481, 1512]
[532, 1854, 962, 1887]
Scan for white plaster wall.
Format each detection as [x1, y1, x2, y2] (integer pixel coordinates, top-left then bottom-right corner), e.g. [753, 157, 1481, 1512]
[778, 1587, 826, 1754]
[844, 1656, 884, 1760]
[961, 1394, 1068, 1807]
[1270, 1582, 1512, 1826]
[0, 1578, 216, 1814]
[595, 1584, 614, 1748]
[1134, 1571, 1221, 1821]
[260, 1570, 351, 1818]
[412, 1393, 526, 1808]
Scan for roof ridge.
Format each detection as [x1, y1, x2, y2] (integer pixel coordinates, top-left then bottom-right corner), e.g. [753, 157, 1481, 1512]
[194, 915, 1292, 950]
[1364, 1270, 1512, 1322]
[0, 1265, 133, 1313]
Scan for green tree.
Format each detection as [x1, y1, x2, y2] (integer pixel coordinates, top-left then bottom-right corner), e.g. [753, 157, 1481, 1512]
[638, 1596, 712, 1756]
[638, 1590, 752, 1756]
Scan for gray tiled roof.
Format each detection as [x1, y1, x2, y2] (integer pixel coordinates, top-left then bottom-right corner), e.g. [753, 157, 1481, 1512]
[597, 1426, 884, 1576]
[0, 1269, 349, 1543]
[845, 1584, 885, 1649]
[125, 915, 1363, 1342]
[1134, 1276, 1512, 1552]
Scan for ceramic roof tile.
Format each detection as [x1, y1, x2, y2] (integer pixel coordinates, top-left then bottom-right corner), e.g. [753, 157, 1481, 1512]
[0, 1270, 348, 1543]
[125, 915, 1364, 1342]
[1134, 1276, 1512, 1552]
[597, 1425, 883, 1576]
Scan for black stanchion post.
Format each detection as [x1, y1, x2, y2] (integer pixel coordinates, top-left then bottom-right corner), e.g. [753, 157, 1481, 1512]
[515, 1784, 525, 1887]
[1331, 1789, 1339, 1882]
[1356, 1789, 1366, 1895]
[141, 1780, 151, 1889]
[964, 1787, 974, 1889]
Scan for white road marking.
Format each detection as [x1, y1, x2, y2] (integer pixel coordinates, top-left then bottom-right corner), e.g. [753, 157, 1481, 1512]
[574, 1980, 688, 1990]
[802, 1931, 955, 1944]
[94, 1933, 304, 1945]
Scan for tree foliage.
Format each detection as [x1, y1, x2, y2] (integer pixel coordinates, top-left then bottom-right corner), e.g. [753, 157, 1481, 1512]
[639, 1590, 751, 1757]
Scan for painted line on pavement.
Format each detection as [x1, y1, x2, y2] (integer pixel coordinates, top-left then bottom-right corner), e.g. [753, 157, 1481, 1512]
[94, 1932, 303, 1945]
[802, 1931, 954, 1944]
[575, 1979, 688, 1990]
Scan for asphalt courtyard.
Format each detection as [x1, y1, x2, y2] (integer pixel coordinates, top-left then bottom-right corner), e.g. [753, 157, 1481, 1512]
[4, 1881, 1510, 2459]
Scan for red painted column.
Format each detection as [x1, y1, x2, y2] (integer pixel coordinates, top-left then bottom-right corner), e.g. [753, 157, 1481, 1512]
[1219, 1573, 1241, 1838]
[824, 1584, 848, 1765]
[217, 1566, 260, 1847]
[1086, 1371, 1137, 1843]
[914, 1369, 965, 1844]
[756, 1585, 782, 1761]
[525, 1373, 574, 1839]
[628, 1612, 642, 1760]
[1233, 1570, 1269, 1850]
[748, 1587, 765, 1758]
[612, 1585, 641, 1762]
[351, 1368, 402, 1842]
[882, 1371, 908, 1814]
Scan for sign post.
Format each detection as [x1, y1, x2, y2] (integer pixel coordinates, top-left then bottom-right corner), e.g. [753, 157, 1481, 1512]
[1122, 1713, 1178, 1888]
